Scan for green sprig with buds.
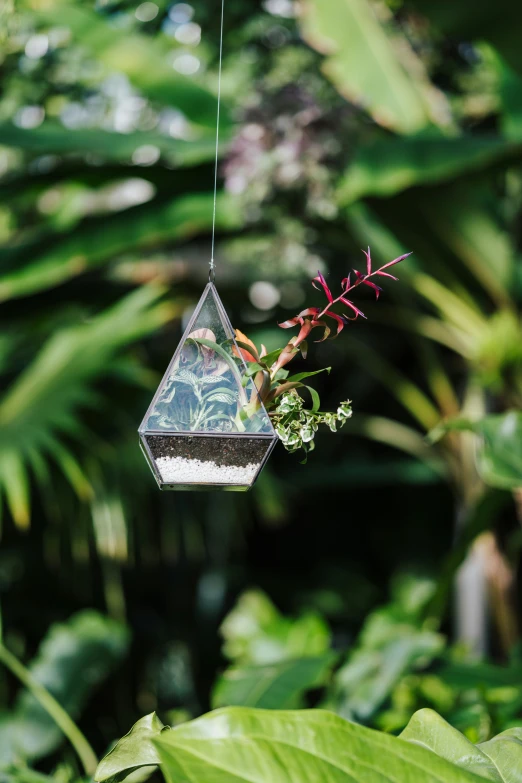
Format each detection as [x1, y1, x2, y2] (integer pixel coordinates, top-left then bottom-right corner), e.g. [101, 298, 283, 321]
[272, 391, 352, 458]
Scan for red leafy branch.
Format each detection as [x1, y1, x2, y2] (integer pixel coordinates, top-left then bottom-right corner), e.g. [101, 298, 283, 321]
[314, 247, 411, 322]
[272, 248, 410, 375]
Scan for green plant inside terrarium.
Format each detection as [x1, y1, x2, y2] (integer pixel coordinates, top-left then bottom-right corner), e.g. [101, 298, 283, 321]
[145, 287, 273, 435]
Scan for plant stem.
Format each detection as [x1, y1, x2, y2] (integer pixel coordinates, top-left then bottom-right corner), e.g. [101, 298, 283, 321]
[0, 641, 98, 775]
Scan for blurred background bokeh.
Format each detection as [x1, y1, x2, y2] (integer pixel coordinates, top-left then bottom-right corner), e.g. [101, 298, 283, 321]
[1, 0, 522, 776]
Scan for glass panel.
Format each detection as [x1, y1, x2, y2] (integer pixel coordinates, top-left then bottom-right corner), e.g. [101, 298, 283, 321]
[144, 286, 274, 435]
[144, 433, 275, 488]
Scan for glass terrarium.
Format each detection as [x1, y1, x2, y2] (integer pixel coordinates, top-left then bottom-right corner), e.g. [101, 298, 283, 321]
[139, 283, 278, 491]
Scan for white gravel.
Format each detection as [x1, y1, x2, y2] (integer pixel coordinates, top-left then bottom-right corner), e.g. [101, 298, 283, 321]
[156, 455, 259, 485]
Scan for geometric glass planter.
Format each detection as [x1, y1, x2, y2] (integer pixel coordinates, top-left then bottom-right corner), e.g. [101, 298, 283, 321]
[139, 283, 278, 491]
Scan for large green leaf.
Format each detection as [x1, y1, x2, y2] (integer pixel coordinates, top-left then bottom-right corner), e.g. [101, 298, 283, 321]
[401, 709, 522, 782]
[152, 707, 490, 783]
[0, 192, 242, 301]
[0, 291, 161, 446]
[331, 588, 444, 721]
[219, 590, 331, 666]
[333, 630, 444, 721]
[400, 709, 503, 781]
[98, 705, 522, 783]
[497, 60, 522, 140]
[441, 659, 522, 689]
[0, 767, 58, 783]
[212, 654, 336, 710]
[410, 183, 514, 300]
[477, 412, 522, 489]
[478, 729, 522, 782]
[95, 713, 167, 783]
[31, 2, 226, 129]
[482, 47, 522, 141]
[338, 136, 521, 204]
[0, 285, 170, 526]
[429, 412, 522, 490]
[0, 611, 129, 767]
[300, 0, 438, 134]
[0, 122, 222, 167]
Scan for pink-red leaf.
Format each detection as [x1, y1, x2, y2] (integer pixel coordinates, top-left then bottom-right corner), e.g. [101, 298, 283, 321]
[310, 319, 331, 342]
[363, 279, 383, 299]
[278, 309, 320, 343]
[363, 246, 372, 276]
[312, 271, 333, 303]
[279, 316, 303, 329]
[341, 273, 351, 291]
[340, 297, 367, 319]
[379, 252, 412, 270]
[322, 311, 346, 336]
[375, 270, 399, 281]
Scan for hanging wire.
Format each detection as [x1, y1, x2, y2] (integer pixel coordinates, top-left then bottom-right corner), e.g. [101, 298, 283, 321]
[209, 0, 225, 283]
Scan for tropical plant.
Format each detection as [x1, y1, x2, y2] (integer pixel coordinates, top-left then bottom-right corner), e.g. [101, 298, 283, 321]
[3, 0, 522, 777]
[212, 582, 522, 740]
[235, 249, 409, 455]
[430, 412, 522, 492]
[291, 0, 522, 652]
[0, 611, 129, 775]
[95, 707, 522, 783]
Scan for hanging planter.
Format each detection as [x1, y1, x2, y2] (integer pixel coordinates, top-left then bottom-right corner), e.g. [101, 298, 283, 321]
[139, 249, 410, 490]
[139, 284, 278, 491]
[138, 0, 411, 492]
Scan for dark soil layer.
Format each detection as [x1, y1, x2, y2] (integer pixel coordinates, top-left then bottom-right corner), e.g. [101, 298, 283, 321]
[146, 434, 275, 468]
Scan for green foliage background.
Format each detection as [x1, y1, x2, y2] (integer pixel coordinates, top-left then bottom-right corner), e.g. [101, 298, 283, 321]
[1, 0, 522, 778]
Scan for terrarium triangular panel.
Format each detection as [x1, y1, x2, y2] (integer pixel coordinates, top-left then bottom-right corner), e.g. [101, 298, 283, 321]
[139, 283, 278, 491]
[142, 284, 274, 436]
